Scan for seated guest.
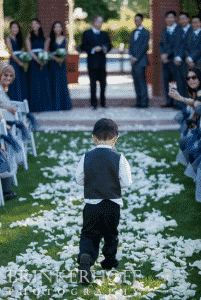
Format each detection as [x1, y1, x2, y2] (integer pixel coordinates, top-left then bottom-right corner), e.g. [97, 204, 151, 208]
[0, 64, 17, 114]
[169, 68, 201, 202]
[0, 63, 30, 139]
[0, 146, 17, 201]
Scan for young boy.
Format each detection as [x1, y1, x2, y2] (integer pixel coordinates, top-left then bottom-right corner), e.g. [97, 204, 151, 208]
[75, 118, 132, 285]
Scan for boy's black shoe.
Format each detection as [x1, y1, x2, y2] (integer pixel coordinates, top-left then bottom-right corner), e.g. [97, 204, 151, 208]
[78, 253, 92, 285]
[4, 192, 17, 201]
[101, 258, 119, 270]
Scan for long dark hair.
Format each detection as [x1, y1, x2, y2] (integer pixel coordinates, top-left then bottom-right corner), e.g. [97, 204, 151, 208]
[187, 68, 201, 99]
[49, 21, 64, 52]
[30, 18, 45, 43]
[10, 21, 23, 50]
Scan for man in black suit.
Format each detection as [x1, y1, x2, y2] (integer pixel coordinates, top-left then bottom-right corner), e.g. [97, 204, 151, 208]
[81, 16, 112, 109]
[174, 12, 193, 109]
[185, 15, 201, 69]
[159, 11, 182, 108]
[129, 13, 149, 108]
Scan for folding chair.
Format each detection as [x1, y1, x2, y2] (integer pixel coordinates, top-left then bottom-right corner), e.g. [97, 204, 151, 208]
[1, 109, 28, 170]
[10, 99, 37, 157]
[0, 120, 18, 206]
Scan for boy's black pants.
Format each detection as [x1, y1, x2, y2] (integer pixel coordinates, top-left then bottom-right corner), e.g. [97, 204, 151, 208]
[78, 199, 120, 266]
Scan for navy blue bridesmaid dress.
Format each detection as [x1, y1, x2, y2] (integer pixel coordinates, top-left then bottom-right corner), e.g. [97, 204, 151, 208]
[27, 38, 54, 112]
[7, 38, 28, 101]
[48, 38, 72, 111]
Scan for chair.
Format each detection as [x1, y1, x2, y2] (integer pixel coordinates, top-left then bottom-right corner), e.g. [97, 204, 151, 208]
[1, 109, 28, 170]
[0, 119, 18, 206]
[10, 100, 37, 157]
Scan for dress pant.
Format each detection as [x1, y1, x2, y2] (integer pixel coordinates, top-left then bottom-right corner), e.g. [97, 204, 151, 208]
[131, 65, 149, 107]
[2, 177, 12, 194]
[162, 60, 177, 105]
[88, 67, 106, 108]
[77, 199, 120, 266]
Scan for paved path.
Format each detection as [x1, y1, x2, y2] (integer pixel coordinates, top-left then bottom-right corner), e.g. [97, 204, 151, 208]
[34, 107, 180, 132]
[34, 75, 180, 132]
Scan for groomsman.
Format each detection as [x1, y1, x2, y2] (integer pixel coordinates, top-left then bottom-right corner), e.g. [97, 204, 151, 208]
[159, 11, 182, 108]
[129, 14, 149, 108]
[184, 15, 201, 69]
[174, 12, 193, 109]
[81, 16, 111, 109]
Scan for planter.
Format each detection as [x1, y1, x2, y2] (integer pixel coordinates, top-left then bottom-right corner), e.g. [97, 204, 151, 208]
[66, 54, 80, 84]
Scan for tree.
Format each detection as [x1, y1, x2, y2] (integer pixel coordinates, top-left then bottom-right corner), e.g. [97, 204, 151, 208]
[4, 0, 37, 46]
[74, 0, 119, 22]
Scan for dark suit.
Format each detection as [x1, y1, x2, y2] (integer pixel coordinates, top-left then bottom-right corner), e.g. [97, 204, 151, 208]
[175, 25, 193, 107]
[184, 29, 201, 68]
[129, 27, 149, 107]
[81, 29, 111, 108]
[159, 24, 182, 105]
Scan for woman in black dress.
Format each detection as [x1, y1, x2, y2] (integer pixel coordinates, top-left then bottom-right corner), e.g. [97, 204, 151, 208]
[26, 18, 54, 112]
[6, 21, 28, 101]
[45, 21, 72, 111]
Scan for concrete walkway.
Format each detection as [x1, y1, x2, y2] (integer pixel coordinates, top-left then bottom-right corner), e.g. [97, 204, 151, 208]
[34, 75, 180, 132]
[34, 107, 180, 132]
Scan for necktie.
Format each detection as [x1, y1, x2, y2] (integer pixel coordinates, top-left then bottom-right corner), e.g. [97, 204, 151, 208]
[134, 29, 140, 41]
[182, 29, 186, 39]
[193, 32, 197, 41]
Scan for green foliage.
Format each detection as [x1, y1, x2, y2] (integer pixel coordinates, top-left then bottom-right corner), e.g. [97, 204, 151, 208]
[3, 0, 37, 48]
[74, 0, 118, 22]
[3, 0, 20, 19]
[179, 0, 200, 17]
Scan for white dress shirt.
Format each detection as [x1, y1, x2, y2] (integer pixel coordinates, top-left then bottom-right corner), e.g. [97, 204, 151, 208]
[75, 144, 133, 207]
[188, 28, 201, 63]
[175, 24, 191, 62]
[167, 23, 177, 35]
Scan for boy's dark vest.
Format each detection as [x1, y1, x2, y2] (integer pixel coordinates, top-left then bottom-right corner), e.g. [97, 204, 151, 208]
[84, 148, 121, 199]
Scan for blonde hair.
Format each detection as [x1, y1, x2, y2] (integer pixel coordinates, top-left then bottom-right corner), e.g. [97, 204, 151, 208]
[0, 63, 15, 83]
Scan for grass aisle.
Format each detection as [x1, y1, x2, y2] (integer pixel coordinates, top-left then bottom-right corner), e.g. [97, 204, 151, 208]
[0, 131, 201, 300]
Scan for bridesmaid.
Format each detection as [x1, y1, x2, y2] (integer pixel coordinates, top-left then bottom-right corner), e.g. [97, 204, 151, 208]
[6, 21, 28, 101]
[26, 18, 54, 112]
[45, 21, 72, 111]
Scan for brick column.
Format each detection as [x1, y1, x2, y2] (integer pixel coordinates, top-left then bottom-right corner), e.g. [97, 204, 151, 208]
[151, 0, 180, 104]
[37, 0, 68, 39]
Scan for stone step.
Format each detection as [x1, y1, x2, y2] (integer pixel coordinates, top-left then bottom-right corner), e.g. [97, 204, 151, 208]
[34, 107, 180, 132]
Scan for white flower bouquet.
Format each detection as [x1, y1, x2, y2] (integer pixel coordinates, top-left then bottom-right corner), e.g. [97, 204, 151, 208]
[38, 51, 51, 70]
[51, 48, 67, 67]
[19, 52, 32, 72]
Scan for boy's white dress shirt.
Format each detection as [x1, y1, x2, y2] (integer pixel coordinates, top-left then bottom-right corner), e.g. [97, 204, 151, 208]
[75, 144, 132, 207]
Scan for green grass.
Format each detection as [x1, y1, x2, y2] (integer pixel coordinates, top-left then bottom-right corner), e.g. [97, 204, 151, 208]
[0, 131, 201, 300]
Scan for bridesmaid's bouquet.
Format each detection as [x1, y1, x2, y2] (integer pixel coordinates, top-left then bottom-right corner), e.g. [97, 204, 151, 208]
[51, 48, 67, 67]
[38, 51, 51, 70]
[19, 52, 32, 72]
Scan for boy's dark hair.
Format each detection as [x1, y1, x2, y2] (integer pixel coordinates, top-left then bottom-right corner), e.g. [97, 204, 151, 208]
[93, 118, 118, 141]
[165, 10, 177, 17]
[179, 12, 189, 18]
[192, 15, 201, 21]
[135, 13, 144, 20]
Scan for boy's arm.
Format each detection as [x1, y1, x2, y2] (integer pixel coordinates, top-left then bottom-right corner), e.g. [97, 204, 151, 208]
[119, 154, 133, 188]
[75, 154, 85, 186]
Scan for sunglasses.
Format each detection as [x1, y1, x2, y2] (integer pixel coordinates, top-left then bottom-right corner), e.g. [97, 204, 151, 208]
[187, 75, 197, 81]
